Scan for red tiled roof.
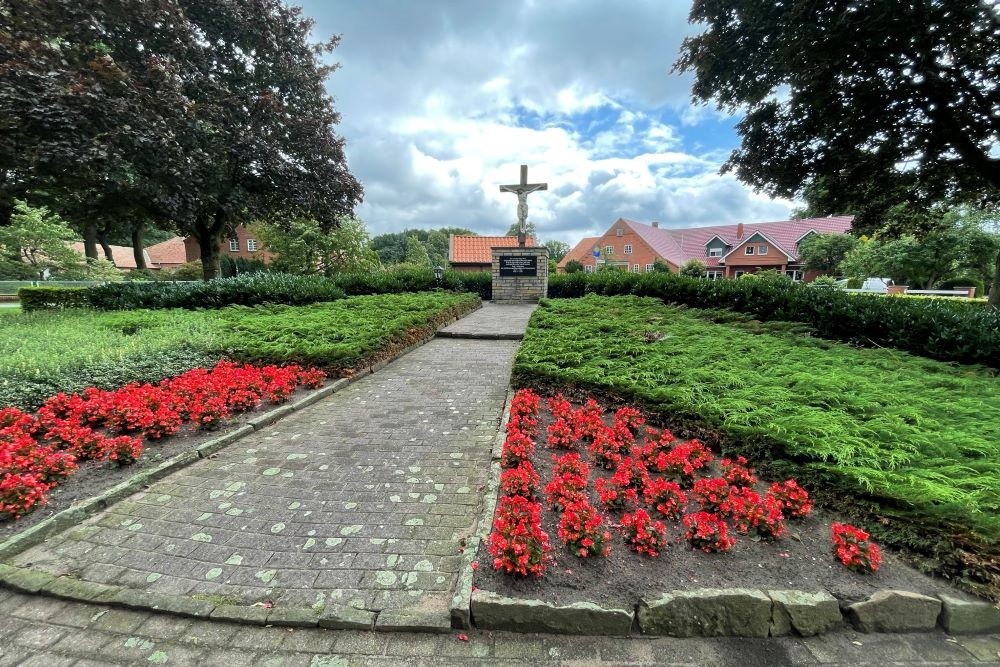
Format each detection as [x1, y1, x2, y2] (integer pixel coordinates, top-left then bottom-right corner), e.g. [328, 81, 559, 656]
[146, 237, 187, 267]
[449, 235, 536, 264]
[623, 216, 854, 267]
[557, 237, 600, 269]
[69, 242, 149, 270]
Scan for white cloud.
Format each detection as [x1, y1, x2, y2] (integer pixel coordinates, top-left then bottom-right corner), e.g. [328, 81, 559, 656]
[300, 0, 795, 244]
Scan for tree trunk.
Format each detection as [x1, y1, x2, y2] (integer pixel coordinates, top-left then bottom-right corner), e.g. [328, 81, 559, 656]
[195, 222, 222, 281]
[98, 233, 113, 262]
[131, 224, 147, 270]
[989, 248, 1000, 308]
[82, 223, 99, 259]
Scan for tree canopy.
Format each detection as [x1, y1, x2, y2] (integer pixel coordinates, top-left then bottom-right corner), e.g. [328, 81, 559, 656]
[2, 0, 362, 280]
[797, 233, 859, 275]
[676, 0, 1000, 303]
[254, 217, 381, 277]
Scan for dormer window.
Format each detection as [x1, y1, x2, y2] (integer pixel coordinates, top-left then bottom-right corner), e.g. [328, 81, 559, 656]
[708, 248, 722, 257]
[745, 246, 755, 255]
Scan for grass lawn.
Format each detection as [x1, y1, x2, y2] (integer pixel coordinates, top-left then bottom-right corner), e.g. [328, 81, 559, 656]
[0, 292, 478, 410]
[513, 296, 1000, 590]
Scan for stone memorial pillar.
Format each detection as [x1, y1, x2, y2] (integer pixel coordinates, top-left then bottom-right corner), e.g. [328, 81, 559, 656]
[492, 246, 549, 303]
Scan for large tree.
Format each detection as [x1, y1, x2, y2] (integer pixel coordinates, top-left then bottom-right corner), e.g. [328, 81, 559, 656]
[797, 233, 859, 275]
[254, 216, 381, 276]
[2, 0, 362, 280]
[676, 0, 1000, 304]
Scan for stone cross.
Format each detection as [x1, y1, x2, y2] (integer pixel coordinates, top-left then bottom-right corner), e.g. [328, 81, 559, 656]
[499, 164, 547, 247]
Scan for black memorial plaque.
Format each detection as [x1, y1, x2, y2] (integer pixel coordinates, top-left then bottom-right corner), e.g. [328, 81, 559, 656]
[498, 255, 538, 277]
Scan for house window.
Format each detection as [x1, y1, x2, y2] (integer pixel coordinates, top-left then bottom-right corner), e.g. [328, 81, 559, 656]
[744, 246, 755, 255]
[734, 270, 746, 278]
[708, 248, 722, 257]
[758, 245, 768, 255]
[228, 238, 239, 252]
[707, 271, 723, 280]
[584, 264, 594, 273]
[616, 228, 624, 237]
[785, 270, 804, 281]
[604, 245, 614, 255]
[645, 263, 654, 272]
[247, 239, 258, 252]
[623, 244, 633, 255]
[631, 264, 640, 273]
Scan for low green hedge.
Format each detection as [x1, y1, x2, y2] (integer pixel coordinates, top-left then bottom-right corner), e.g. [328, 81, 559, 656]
[547, 272, 1000, 368]
[19, 287, 89, 311]
[22, 270, 493, 312]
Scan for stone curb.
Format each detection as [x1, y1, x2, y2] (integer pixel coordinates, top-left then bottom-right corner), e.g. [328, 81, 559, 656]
[472, 589, 634, 636]
[0, 299, 483, 631]
[449, 390, 513, 631]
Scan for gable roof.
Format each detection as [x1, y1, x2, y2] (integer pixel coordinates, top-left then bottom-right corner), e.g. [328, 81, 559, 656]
[719, 230, 797, 262]
[558, 236, 600, 269]
[621, 215, 853, 267]
[448, 235, 536, 265]
[145, 237, 187, 267]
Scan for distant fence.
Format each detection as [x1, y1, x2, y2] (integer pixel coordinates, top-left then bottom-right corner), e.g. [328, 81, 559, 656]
[0, 281, 112, 301]
[840, 286, 978, 299]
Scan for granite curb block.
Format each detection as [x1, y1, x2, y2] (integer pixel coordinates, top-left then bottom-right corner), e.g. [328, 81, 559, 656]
[0, 300, 483, 632]
[471, 589, 634, 635]
[450, 390, 513, 630]
[768, 590, 843, 637]
[638, 588, 772, 638]
[939, 594, 1000, 635]
[846, 590, 942, 633]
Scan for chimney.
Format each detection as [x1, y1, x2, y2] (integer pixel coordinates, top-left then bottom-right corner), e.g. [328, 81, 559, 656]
[736, 223, 744, 240]
[651, 221, 659, 228]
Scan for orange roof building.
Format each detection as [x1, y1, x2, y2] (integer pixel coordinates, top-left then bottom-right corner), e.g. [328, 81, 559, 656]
[145, 237, 187, 269]
[556, 236, 600, 272]
[448, 235, 537, 272]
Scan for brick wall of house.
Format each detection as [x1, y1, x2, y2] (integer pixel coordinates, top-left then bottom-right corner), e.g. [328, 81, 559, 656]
[722, 235, 791, 277]
[184, 225, 273, 264]
[578, 222, 675, 274]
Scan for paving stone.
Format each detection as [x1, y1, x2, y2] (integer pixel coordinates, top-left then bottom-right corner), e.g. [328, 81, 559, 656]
[317, 604, 375, 630]
[846, 590, 942, 633]
[472, 590, 633, 635]
[637, 588, 771, 638]
[938, 593, 1000, 635]
[768, 590, 843, 637]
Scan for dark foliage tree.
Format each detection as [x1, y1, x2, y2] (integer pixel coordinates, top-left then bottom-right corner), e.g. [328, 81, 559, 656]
[1, 0, 362, 280]
[676, 0, 1000, 304]
[797, 233, 859, 275]
[371, 228, 475, 267]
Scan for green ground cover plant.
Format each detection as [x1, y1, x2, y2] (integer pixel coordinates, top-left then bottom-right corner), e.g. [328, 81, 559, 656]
[0, 292, 477, 410]
[514, 296, 1000, 594]
[546, 272, 1000, 368]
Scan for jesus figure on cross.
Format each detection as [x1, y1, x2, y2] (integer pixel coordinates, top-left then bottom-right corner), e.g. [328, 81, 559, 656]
[499, 164, 547, 247]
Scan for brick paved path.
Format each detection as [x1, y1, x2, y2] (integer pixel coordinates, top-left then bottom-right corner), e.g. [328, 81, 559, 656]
[8, 305, 528, 631]
[2, 589, 998, 665]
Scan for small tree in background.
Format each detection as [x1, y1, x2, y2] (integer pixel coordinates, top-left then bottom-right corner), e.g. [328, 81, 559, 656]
[679, 259, 707, 278]
[564, 260, 584, 274]
[798, 233, 859, 275]
[544, 240, 571, 263]
[652, 259, 673, 273]
[404, 235, 432, 267]
[255, 217, 380, 276]
[0, 201, 83, 279]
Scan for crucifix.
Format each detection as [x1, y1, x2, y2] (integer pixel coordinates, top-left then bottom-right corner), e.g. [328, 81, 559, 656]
[499, 164, 547, 247]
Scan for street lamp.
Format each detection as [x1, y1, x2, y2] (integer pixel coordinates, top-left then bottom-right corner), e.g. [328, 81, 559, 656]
[434, 265, 444, 282]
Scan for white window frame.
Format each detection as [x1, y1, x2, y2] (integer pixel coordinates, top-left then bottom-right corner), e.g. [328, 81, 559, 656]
[228, 238, 239, 252]
[708, 248, 722, 257]
[758, 245, 768, 255]
[616, 228, 624, 237]
[584, 264, 594, 273]
[631, 264, 640, 273]
[604, 245, 614, 255]
[734, 270, 747, 278]
[744, 246, 755, 255]
[645, 263, 654, 272]
[785, 269, 804, 281]
[707, 270, 724, 280]
[623, 244, 633, 255]
[247, 239, 258, 252]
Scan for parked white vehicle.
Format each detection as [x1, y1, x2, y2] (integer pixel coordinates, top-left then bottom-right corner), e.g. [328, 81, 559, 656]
[835, 277, 893, 292]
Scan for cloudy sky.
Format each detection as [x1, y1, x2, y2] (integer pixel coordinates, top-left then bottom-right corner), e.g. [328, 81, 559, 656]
[298, 0, 796, 245]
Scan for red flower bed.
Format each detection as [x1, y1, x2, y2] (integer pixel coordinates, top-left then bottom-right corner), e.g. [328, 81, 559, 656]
[0, 361, 326, 520]
[485, 389, 881, 583]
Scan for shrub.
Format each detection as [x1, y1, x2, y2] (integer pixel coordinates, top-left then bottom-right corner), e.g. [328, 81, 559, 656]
[767, 480, 812, 519]
[652, 440, 713, 486]
[558, 499, 612, 558]
[691, 478, 732, 512]
[720, 455, 758, 489]
[18, 287, 89, 312]
[500, 429, 535, 468]
[619, 509, 668, 557]
[499, 461, 540, 499]
[683, 511, 736, 553]
[595, 476, 639, 511]
[644, 478, 688, 520]
[544, 452, 590, 510]
[832, 522, 882, 573]
[488, 495, 551, 576]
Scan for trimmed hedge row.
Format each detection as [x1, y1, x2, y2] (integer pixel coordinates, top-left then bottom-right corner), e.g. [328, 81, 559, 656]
[547, 272, 1000, 368]
[19, 270, 492, 312]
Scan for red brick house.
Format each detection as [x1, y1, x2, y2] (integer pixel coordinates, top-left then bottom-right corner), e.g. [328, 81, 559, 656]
[557, 216, 854, 281]
[448, 235, 537, 272]
[183, 224, 274, 265]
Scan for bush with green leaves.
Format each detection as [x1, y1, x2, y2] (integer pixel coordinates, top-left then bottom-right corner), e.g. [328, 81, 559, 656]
[546, 271, 999, 367]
